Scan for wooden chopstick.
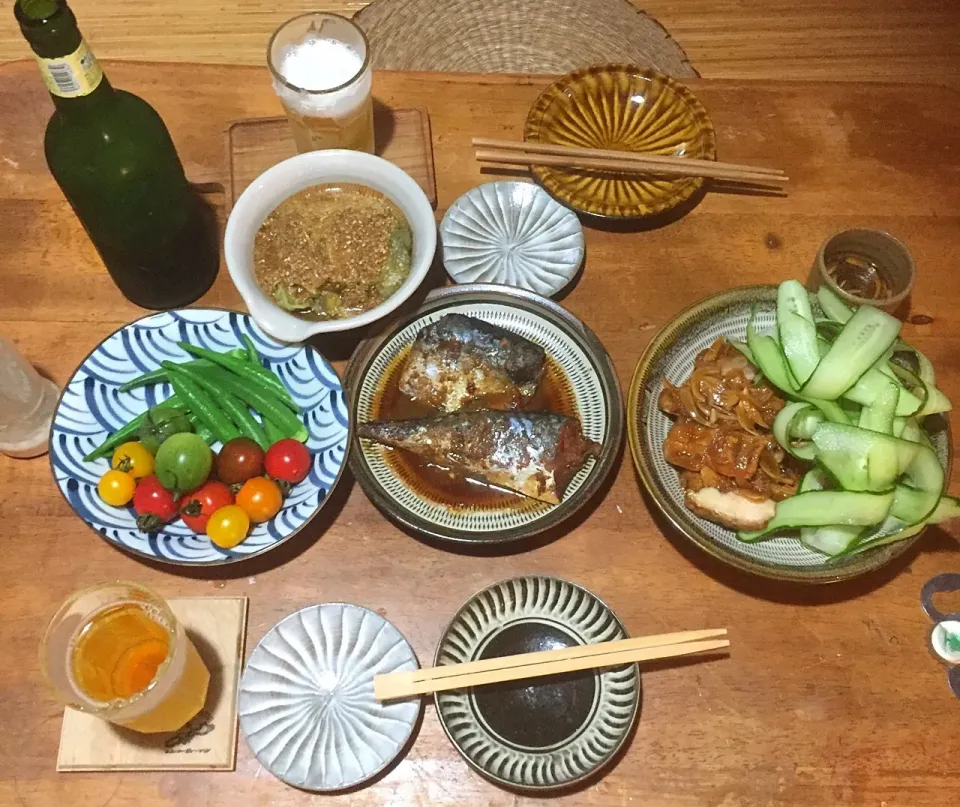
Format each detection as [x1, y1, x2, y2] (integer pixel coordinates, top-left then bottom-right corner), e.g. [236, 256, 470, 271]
[476, 148, 788, 184]
[473, 137, 785, 177]
[375, 628, 729, 701]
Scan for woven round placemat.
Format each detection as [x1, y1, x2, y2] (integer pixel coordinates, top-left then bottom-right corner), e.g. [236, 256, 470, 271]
[353, 0, 697, 76]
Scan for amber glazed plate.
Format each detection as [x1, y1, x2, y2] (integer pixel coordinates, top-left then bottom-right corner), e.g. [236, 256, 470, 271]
[627, 286, 952, 584]
[524, 64, 716, 219]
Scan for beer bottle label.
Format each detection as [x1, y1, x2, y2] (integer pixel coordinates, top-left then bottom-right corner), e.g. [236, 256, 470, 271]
[35, 39, 103, 98]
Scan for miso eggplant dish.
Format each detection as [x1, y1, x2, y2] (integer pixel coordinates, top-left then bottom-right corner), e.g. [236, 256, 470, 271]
[660, 279, 960, 558]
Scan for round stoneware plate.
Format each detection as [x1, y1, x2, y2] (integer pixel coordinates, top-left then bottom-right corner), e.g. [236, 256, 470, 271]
[50, 309, 350, 566]
[628, 285, 953, 584]
[440, 181, 584, 297]
[238, 603, 421, 792]
[435, 575, 640, 791]
[345, 284, 623, 545]
[524, 64, 716, 219]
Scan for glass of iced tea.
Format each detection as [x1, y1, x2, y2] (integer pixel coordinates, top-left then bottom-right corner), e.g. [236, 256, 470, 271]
[40, 582, 210, 733]
[268, 12, 375, 154]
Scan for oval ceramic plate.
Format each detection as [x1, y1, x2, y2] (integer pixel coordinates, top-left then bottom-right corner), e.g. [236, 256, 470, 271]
[238, 603, 421, 791]
[524, 64, 716, 219]
[435, 575, 640, 791]
[628, 286, 953, 584]
[50, 309, 350, 566]
[440, 181, 584, 297]
[345, 285, 623, 544]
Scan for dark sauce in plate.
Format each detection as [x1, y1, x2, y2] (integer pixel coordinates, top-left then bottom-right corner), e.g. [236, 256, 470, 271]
[369, 347, 578, 511]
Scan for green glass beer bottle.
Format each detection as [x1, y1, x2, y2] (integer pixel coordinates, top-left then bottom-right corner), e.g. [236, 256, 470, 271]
[15, 0, 219, 310]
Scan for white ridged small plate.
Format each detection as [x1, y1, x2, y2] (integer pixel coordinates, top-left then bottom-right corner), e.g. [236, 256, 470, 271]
[441, 181, 584, 297]
[238, 604, 421, 792]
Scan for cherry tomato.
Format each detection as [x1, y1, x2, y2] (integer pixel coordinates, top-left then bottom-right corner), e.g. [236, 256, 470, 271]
[180, 481, 234, 534]
[216, 437, 265, 486]
[235, 477, 283, 523]
[154, 433, 212, 493]
[111, 441, 155, 481]
[207, 505, 251, 549]
[132, 475, 179, 532]
[265, 439, 311, 484]
[98, 469, 136, 507]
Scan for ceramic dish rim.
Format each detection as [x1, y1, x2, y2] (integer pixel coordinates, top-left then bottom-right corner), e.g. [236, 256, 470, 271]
[47, 306, 352, 568]
[432, 573, 640, 791]
[438, 180, 586, 296]
[344, 283, 624, 545]
[626, 284, 953, 584]
[237, 600, 423, 792]
[523, 63, 717, 220]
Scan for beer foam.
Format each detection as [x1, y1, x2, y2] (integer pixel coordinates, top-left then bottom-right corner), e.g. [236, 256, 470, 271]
[274, 37, 370, 117]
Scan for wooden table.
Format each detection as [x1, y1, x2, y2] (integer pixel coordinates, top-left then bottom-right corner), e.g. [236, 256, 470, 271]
[2, 0, 960, 84]
[1, 61, 959, 807]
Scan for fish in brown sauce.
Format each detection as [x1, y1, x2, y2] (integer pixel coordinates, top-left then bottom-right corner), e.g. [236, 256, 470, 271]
[659, 338, 803, 531]
[398, 314, 546, 412]
[357, 410, 601, 504]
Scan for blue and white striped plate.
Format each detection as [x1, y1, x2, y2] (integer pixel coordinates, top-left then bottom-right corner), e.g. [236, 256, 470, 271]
[50, 309, 350, 567]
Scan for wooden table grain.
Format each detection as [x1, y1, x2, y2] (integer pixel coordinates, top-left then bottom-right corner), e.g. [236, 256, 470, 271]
[2, 0, 960, 84]
[0, 61, 959, 807]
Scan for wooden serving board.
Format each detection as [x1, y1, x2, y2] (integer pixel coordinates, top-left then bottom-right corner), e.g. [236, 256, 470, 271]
[1, 61, 959, 807]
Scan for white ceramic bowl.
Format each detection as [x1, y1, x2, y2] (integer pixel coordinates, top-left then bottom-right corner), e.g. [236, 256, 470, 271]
[224, 150, 437, 342]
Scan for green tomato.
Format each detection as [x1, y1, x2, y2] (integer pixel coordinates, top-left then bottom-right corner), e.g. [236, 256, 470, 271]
[154, 432, 213, 493]
[139, 406, 193, 454]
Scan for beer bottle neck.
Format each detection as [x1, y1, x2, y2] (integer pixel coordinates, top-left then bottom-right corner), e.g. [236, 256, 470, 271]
[16, 0, 115, 112]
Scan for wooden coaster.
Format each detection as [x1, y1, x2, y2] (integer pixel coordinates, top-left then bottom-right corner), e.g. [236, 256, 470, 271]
[226, 107, 437, 209]
[56, 596, 248, 772]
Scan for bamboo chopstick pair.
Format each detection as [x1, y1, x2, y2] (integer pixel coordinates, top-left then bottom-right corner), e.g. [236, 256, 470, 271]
[473, 137, 787, 185]
[375, 628, 729, 701]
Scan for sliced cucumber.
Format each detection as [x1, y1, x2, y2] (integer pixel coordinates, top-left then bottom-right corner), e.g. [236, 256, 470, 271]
[773, 401, 819, 460]
[802, 305, 902, 400]
[811, 422, 918, 492]
[816, 285, 853, 324]
[778, 280, 820, 386]
[929, 495, 960, 525]
[856, 377, 898, 434]
[738, 490, 895, 542]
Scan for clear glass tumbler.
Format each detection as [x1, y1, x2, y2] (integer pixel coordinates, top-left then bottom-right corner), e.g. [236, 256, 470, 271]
[40, 582, 210, 734]
[268, 12, 375, 154]
[0, 335, 58, 458]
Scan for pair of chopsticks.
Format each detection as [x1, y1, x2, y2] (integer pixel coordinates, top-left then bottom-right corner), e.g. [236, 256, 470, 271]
[473, 137, 787, 185]
[375, 628, 729, 701]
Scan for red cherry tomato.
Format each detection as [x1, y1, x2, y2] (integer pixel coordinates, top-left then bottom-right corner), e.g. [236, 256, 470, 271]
[132, 475, 179, 533]
[179, 481, 234, 534]
[264, 439, 311, 484]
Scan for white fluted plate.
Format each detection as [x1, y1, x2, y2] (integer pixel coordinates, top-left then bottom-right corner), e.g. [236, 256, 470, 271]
[238, 603, 421, 792]
[441, 181, 584, 296]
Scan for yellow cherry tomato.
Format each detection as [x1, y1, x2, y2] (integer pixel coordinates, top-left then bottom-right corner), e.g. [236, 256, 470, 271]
[111, 441, 155, 480]
[98, 469, 136, 507]
[235, 477, 283, 523]
[206, 505, 251, 549]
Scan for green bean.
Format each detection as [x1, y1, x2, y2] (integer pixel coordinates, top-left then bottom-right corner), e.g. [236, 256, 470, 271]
[117, 350, 245, 393]
[83, 395, 184, 462]
[187, 414, 217, 445]
[178, 365, 269, 449]
[262, 416, 286, 444]
[162, 363, 240, 444]
[204, 367, 307, 442]
[242, 335, 261, 366]
[177, 342, 297, 409]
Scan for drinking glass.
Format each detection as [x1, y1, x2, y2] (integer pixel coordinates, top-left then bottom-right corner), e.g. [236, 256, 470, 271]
[40, 582, 210, 734]
[268, 12, 375, 154]
[0, 334, 58, 458]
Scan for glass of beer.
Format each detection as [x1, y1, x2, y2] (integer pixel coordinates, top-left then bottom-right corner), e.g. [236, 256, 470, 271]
[40, 582, 210, 734]
[268, 12, 375, 154]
